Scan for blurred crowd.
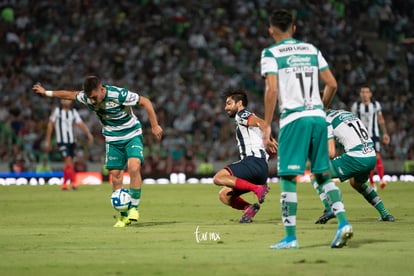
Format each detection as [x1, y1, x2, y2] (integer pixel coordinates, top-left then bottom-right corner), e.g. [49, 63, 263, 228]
[1, 0, 414, 173]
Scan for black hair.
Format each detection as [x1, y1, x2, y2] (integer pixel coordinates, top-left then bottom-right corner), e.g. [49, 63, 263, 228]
[83, 76, 101, 95]
[269, 9, 293, 32]
[223, 88, 248, 107]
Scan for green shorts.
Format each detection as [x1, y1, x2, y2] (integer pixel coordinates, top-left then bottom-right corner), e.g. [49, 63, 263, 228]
[105, 135, 144, 170]
[330, 153, 376, 183]
[278, 116, 329, 176]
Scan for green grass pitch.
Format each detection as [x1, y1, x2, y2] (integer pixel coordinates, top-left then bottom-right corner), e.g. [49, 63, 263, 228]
[0, 181, 413, 276]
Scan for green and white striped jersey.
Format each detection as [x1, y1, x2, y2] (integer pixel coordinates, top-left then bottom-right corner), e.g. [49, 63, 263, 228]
[76, 85, 142, 143]
[327, 109, 375, 158]
[260, 38, 328, 128]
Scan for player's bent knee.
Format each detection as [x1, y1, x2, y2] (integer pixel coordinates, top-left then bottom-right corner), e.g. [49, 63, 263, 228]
[218, 188, 232, 205]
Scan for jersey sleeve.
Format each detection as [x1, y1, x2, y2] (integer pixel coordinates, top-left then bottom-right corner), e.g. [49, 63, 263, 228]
[120, 90, 140, 106]
[73, 109, 83, 124]
[260, 48, 278, 77]
[317, 50, 329, 71]
[236, 109, 253, 126]
[327, 122, 334, 140]
[375, 101, 382, 113]
[75, 91, 88, 105]
[350, 102, 357, 115]
[49, 108, 59, 122]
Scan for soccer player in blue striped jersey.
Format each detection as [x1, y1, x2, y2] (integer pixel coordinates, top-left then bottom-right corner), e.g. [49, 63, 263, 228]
[213, 89, 273, 223]
[45, 99, 93, 190]
[261, 9, 352, 249]
[312, 109, 394, 224]
[351, 86, 390, 190]
[33, 76, 163, 227]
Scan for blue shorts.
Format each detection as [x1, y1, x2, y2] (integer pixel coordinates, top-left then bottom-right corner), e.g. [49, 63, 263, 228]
[226, 156, 268, 197]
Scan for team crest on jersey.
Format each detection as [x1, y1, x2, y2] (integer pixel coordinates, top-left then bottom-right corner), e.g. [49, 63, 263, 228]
[239, 110, 251, 118]
[105, 101, 118, 108]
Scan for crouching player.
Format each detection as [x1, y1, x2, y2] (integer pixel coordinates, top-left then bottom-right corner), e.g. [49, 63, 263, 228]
[213, 89, 274, 223]
[312, 109, 394, 224]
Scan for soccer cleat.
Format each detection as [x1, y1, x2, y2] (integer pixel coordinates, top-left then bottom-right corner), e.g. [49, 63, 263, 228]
[370, 183, 377, 191]
[379, 215, 395, 222]
[239, 203, 260, 223]
[315, 210, 336, 224]
[113, 216, 131, 227]
[380, 181, 387, 190]
[270, 237, 299, 249]
[128, 207, 140, 222]
[255, 184, 270, 204]
[331, 224, 353, 248]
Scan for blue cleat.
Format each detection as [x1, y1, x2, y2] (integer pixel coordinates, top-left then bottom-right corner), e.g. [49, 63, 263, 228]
[270, 237, 299, 249]
[331, 224, 353, 248]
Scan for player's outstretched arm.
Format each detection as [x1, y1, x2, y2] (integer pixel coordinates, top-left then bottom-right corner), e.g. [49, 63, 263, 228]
[138, 96, 163, 141]
[32, 83, 78, 100]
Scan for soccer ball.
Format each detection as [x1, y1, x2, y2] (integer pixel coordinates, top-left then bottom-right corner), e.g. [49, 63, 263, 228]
[111, 188, 131, 212]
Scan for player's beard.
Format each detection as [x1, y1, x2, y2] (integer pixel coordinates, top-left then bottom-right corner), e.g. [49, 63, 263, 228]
[227, 109, 236, 118]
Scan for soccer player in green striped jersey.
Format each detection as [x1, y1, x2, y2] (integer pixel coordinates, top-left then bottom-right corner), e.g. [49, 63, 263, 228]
[313, 109, 394, 224]
[261, 9, 352, 249]
[33, 76, 163, 227]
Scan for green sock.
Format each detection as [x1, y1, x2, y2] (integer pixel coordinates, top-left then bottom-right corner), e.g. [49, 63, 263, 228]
[320, 179, 349, 227]
[360, 183, 391, 217]
[311, 177, 331, 211]
[129, 188, 141, 209]
[280, 178, 297, 238]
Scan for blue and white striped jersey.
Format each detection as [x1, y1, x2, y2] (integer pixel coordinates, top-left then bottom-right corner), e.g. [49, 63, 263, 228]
[49, 107, 82, 144]
[351, 101, 382, 140]
[234, 109, 268, 161]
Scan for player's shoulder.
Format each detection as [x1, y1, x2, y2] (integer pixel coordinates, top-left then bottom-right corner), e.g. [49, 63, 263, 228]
[373, 100, 382, 106]
[237, 109, 252, 118]
[327, 109, 354, 121]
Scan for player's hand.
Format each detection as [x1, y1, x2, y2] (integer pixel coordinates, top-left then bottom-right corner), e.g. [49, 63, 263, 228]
[269, 137, 278, 151]
[266, 137, 278, 158]
[87, 132, 94, 143]
[382, 133, 390, 145]
[32, 83, 46, 96]
[262, 125, 276, 153]
[152, 125, 163, 141]
[44, 140, 51, 152]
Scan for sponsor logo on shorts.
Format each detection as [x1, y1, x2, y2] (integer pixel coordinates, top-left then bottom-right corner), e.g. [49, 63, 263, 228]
[288, 165, 301, 170]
